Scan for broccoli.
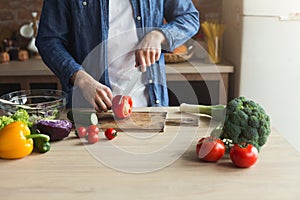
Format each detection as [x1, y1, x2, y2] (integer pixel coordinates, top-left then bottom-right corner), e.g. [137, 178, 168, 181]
[221, 97, 271, 151]
[180, 97, 271, 151]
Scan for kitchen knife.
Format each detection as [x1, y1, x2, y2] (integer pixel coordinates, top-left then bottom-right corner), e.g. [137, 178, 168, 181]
[118, 67, 143, 104]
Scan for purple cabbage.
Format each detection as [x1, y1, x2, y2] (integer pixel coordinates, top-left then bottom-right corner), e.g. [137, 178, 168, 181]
[37, 119, 72, 141]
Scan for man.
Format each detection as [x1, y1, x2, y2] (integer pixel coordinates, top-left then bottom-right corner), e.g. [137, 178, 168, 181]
[36, 0, 199, 112]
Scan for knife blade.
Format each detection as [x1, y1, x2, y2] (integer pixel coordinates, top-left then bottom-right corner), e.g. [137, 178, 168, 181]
[118, 67, 142, 104]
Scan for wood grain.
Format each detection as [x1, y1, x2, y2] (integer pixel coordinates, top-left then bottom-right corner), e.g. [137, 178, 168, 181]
[1, 107, 300, 200]
[97, 111, 167, 132]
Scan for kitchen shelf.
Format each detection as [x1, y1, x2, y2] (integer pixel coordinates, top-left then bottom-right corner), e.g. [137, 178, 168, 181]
[0, 59, 234, 104]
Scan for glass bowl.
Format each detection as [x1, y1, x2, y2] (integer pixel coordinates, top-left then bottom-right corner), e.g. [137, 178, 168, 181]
[0, 89, 67, 122]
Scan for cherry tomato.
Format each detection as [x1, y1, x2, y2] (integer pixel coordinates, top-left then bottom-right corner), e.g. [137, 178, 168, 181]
[76, 126, 87, 138]
[196, 136, 225, 162]
[112, 95, 133, 119]
[230, 144, 258, 168]
[87, 125, 100, 134]
[105, 128, 117, 140]
[87, 133, 99, 144]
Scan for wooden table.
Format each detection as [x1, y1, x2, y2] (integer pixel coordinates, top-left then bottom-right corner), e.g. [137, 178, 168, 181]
[0, 59, 233, 104]
[0, 107, 300, 200]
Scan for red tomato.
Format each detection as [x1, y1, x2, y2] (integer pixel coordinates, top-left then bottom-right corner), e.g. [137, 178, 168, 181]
[196, 136, 225, 162]
[76, 126, 87, 138]
[87, 125, 100, 134]
[104, 128, 117, 140]
[87, 133, 99, 144]
[230, 144, 258, 168]
[112, 95, 133, 119]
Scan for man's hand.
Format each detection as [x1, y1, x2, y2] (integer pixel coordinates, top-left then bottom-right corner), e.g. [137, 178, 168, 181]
[135, 30, 166, 72]
[71, 70, 113, 112]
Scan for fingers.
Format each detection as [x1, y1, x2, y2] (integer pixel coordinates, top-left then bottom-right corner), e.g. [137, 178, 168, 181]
[150, 49, 157, 64]
[136, 50, 147, 72]
[74, 70, 113, 112]
[135, 30, 165, 69]
[94, 86, 113, 112]
[155, 50, 161, 61]
[94, 97, 107, 112]
[135, 48, 160, 71]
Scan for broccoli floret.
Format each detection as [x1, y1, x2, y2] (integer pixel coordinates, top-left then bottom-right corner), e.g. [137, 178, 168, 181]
[223, 121, 241, 142]
[249, 115, 260, 128]
[220, 97, 271, 151]
[243, 127, 259, 141]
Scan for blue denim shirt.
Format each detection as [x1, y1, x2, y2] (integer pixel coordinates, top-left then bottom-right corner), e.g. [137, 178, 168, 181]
[36, 0, 199, 107]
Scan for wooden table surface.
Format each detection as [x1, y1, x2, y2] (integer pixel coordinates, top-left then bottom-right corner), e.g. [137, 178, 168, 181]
[0, 107, 300, 200]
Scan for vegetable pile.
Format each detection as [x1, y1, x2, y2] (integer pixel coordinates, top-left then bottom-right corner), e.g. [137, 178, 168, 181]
[196, 136, 259, 168]
[181, 96, 271, 151]
[0, 105, 120, 159]
[76, 125, 100, 144]
[0, 109, 51, 159]
[67, 108, 119, 144]
[75, 125, 117, 144]
[181, 96, 271, 168]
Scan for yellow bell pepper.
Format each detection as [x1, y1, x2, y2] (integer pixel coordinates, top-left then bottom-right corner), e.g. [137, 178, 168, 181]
[0, 121, 33, 159]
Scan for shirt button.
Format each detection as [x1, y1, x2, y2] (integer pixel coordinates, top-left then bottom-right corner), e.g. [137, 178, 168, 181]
[82, 1, 87, 6]
[155, 100, 160, 104]
[136, 16, 142, 21]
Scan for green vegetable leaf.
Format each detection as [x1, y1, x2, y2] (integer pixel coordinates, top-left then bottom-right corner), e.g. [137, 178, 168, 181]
[0, 109, 32, 130]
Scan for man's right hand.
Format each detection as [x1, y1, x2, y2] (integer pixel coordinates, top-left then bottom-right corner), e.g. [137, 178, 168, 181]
[70, 70, 113, 112]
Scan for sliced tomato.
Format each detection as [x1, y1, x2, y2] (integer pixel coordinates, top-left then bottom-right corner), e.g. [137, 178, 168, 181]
[112, 95, 133, 119]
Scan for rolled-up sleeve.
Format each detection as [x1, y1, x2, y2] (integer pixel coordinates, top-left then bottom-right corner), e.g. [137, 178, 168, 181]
[160, 0, 200, 51]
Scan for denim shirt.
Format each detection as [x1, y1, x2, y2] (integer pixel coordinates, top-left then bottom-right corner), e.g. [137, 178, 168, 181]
[36, 0, 199, 107]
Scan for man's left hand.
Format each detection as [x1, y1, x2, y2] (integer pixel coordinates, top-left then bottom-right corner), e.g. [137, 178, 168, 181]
[135, 30, 166, 72]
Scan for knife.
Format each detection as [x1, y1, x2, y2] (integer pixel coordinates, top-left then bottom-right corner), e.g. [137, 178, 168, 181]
[118, 67, 143, 104]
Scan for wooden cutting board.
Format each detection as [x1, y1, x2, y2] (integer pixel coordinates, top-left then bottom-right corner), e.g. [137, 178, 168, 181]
[97, 112, 167, 132]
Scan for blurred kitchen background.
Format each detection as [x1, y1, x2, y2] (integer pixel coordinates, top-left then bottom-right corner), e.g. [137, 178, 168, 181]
[0, 0, 43, 52]
[0, 0, 223, 55]
[0, 0, 222, 37]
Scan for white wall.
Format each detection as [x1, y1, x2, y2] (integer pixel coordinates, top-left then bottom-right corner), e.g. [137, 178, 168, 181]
[222, 0, 300, 152]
